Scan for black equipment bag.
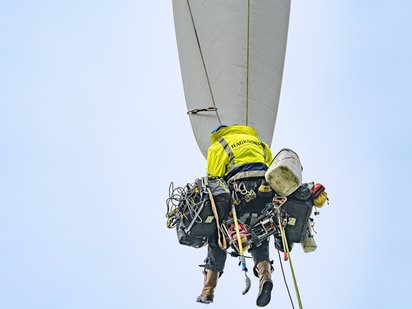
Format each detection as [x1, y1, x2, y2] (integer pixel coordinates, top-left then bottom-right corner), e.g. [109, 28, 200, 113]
[176, 177, 231, 248]
[282, 184, 314, 243]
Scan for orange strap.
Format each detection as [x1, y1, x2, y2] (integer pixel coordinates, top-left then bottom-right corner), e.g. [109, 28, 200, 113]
[207, 187, 227, 250]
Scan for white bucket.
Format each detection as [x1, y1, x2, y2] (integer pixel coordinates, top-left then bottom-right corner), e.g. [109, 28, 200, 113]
[265, 148, 302, 196]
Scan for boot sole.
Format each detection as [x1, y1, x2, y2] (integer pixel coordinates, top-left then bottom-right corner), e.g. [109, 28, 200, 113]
[196, 296, 213, 304]
[196, 299, 212, 304]
[256, 281, 273, 307]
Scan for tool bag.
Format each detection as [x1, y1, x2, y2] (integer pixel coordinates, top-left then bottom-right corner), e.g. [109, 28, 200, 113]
[282, 184, 314, 243]
[175, 177, 231, 248]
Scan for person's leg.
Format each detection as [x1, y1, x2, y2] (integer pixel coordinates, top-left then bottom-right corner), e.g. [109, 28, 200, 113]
[196, 231, 227, 304]
[250, 239, 273, 307]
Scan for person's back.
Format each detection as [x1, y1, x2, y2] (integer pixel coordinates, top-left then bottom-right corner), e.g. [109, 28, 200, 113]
[207, 125, 272, 180]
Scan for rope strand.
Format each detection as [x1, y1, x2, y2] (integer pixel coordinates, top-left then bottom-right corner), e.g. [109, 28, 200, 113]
[279, 216, 304, 309]
[245, 0, 251, 125]
[185, 0, 221, 124]
[277, 249, 296, 309]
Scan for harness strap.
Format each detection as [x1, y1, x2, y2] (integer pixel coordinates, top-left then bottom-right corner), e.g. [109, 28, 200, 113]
[207, 187, 227, 250]
[228, 170, 266, 183]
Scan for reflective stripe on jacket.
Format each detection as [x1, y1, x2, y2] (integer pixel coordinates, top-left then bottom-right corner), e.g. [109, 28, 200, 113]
[206, 125, 273, 178]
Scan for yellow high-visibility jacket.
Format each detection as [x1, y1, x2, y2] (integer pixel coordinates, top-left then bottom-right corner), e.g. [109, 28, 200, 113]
[207, 125, 273, 178]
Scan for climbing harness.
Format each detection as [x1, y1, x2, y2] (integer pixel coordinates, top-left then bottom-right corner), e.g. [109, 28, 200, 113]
[166, 179, 329, 308]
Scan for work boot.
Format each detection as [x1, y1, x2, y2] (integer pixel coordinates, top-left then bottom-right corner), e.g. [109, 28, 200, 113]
[256, 261, 273, 307]
[196, 270, 219, 304]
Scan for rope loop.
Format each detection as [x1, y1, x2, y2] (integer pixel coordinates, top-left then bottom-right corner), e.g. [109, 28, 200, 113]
[187, 106, 217, 115]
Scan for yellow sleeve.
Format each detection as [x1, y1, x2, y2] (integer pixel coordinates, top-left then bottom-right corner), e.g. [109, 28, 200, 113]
[206, 143, 229, 177]
[264, 143, 273, 166]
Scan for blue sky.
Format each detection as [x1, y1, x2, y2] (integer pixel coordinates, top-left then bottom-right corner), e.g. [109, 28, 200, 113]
[1, 1, 411, 308]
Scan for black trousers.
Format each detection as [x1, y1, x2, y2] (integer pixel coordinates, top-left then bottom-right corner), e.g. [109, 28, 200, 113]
[203, 231, 270, 273]
[203, 179, 273, 273]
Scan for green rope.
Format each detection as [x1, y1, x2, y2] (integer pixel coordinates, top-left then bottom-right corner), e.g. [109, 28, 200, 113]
[245, 0, 251, 125]
[277, 249, 296, 309]
[279, 219, 304, 309]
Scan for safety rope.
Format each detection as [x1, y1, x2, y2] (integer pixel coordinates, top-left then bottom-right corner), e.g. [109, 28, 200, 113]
[277, 250, 296, 309]
[185, 0, 221, 124]
[245, 0, 251, 125]
[278, 216, 304, 309]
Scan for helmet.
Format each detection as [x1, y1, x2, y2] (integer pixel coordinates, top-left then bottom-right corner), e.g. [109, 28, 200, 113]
[211, 125, 227, 134]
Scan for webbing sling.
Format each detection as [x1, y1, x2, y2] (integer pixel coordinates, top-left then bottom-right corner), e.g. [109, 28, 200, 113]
[207, 187, 227, 250]
[228, 170, 266, 183]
